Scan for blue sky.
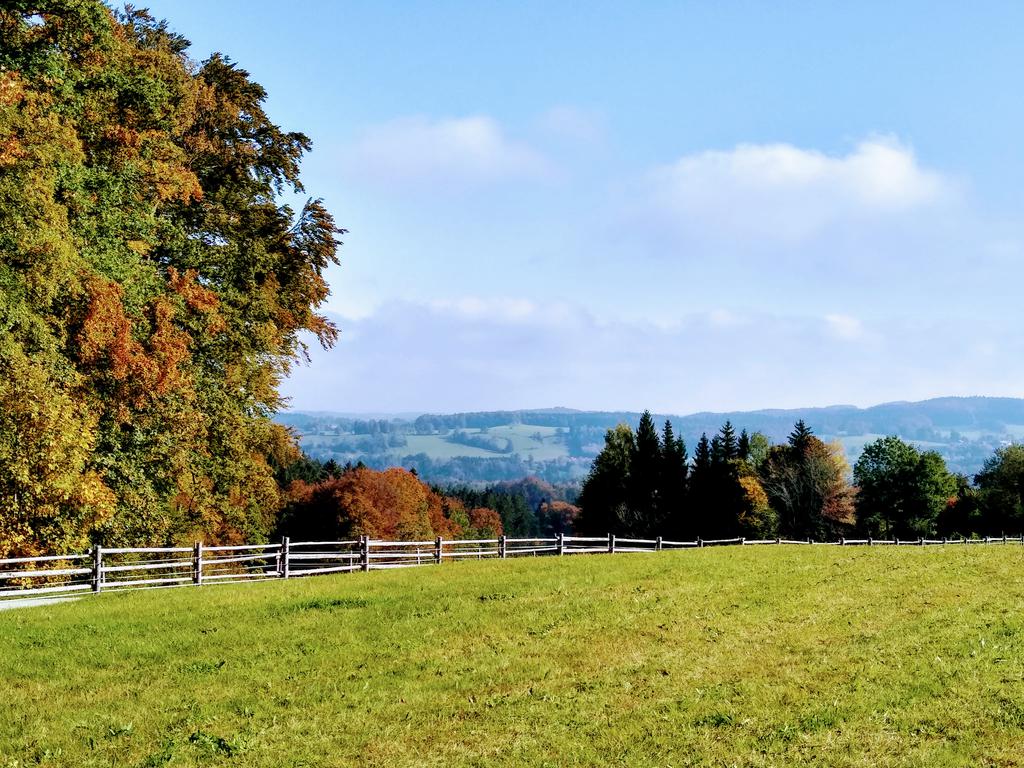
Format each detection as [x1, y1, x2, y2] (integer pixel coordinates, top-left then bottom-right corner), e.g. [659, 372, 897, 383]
[148, 1, 1024, 413]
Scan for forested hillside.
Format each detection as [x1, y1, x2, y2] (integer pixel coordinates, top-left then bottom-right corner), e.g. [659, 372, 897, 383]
[0, 4, 340, 555]
[281, 396, 1024, 486]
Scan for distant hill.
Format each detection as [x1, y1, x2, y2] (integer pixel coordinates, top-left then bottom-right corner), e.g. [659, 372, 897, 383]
[278, 396, 1024, 486]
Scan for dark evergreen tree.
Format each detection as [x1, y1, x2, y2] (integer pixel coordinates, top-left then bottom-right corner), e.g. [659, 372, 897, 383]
[658, 420, 689, 537]
[627, 411, 662, 534]
[694, 434, 712, 475]
[688, 433, 714, 538]
[710, 435, 725, 465]
[577, 424, 635, 535]
[738, 429, 751, 461]
[719, 421, 738, 461]
[789, 420, 814, 453]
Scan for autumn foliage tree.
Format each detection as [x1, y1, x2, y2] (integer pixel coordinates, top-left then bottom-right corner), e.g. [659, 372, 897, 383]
[0, 4, 341, 554]
[278, 467, 503, 542]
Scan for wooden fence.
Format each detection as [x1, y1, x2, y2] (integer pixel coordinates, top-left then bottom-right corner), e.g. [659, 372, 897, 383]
[1, 533, 1021, 602]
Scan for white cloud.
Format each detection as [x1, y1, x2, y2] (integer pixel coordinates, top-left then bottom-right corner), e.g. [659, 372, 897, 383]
[643, 138, 953, 244]
[282, 300, 1024, 414]
[824, 313, 865, 341]
[346, 115, 551, 187]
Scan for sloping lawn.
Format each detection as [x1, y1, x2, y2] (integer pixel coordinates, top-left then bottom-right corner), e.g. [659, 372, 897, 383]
[3, 546, 1024, 766]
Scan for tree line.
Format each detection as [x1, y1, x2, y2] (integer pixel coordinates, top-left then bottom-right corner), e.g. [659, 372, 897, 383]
[578, 412, 1024, 540]
[275, 458, 578, 542]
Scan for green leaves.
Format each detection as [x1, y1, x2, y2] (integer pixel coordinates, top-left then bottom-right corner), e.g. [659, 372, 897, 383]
[0, 3, 340, 554]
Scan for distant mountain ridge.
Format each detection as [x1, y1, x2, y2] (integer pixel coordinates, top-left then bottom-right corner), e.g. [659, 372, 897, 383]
[279, 396, 1024, 484]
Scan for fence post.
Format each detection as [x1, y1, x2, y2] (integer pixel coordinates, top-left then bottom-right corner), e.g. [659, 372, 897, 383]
[918, 537, 924, 546]
[807, 537, 812, 545]
[499, 535, 506, 559]
[840, 537, 845, 546]
[942, 537, 947, 545]
[609, 534, 616, 554]
[435, 536, 443, 565]
[776, 536, 781, 545]
[656, 536, 662, 552]
[1003, 534, 1008, 545]
[280, 536, 290, 579]
[697, 537, 703, 549]
[557, 533, 564, 556]
[91, 545, 102, 593]
[984, 536, 990, 544]
[895, 537, 900, 546]
[193, 541, 203, 586]
[868, 536, 873, 546]
[361, 535, 370, 572]
[740, 537, 746, 546]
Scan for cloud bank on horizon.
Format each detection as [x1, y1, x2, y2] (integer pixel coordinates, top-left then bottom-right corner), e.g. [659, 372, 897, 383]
[147, 1, 1024, 414]
[283, 130, 1018, 413]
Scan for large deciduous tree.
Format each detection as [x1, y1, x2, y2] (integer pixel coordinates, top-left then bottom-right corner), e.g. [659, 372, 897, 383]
[853, 436, 956, 538]
[973, 444, 1024, 535]
[759, 424, 854, 539]
[0, 4, 341, 554]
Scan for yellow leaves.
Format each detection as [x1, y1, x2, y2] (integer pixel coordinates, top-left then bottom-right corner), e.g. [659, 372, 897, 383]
[739, 475, 770, 512]
[75, 471, 117, 530]
[0, 348, 104, 556]
[0, 72, 25, 107]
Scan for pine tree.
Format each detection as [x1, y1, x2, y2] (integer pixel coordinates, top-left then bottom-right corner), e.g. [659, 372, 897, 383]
[694, 434, 712, 474]
[629, 411, 662, 535]
[719, 421, 738, 461]
[710, 435, 725, 465]
[659, 420, 689, 537]
[738, 429, 751, 461]
[688, 434, 713, 538]
[789, 420, 814, 453]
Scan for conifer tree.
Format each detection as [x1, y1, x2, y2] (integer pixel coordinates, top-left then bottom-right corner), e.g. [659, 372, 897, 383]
[658, 420, 689, 536]
[688, 433, 713, 537]
[694, 434, 713, 475]
[738, 429, 751, 461]
[789, 420, 814, 453]
[710, 435, 725, 465]
[577, 424, 635, 535]
[719, 421, 739, 461]
[628, 411, 662, 533]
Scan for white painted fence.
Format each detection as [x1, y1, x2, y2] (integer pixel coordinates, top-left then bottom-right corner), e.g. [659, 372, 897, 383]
[1, 533, 1021, 602]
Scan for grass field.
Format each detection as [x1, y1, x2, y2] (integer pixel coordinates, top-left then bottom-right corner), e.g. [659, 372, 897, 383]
[299, 424, 573, 462]
[4, 547, 1024, 766]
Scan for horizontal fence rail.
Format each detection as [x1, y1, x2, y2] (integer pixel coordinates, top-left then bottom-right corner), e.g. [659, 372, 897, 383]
[2, 533, 1022, 603]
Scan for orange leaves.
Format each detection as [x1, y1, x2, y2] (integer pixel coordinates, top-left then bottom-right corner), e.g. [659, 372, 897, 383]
[77, 278, 193, 402]
[468, 507, 503, 539]
[149, 297, 189, 394]
[286, 468, 502, 542]
[77, 277, 146, 382]
[167, 266, 218, 312]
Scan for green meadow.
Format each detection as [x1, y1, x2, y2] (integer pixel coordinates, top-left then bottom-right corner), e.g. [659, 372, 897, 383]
[3, 546, 1024, 767]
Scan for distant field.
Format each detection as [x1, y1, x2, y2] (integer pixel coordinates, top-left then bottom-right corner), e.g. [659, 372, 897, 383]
[4, 547, 1024, 766]
[301, 424, 573, 462]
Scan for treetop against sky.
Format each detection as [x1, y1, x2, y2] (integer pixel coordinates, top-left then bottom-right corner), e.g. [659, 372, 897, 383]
[142, 2, 1024, 412]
